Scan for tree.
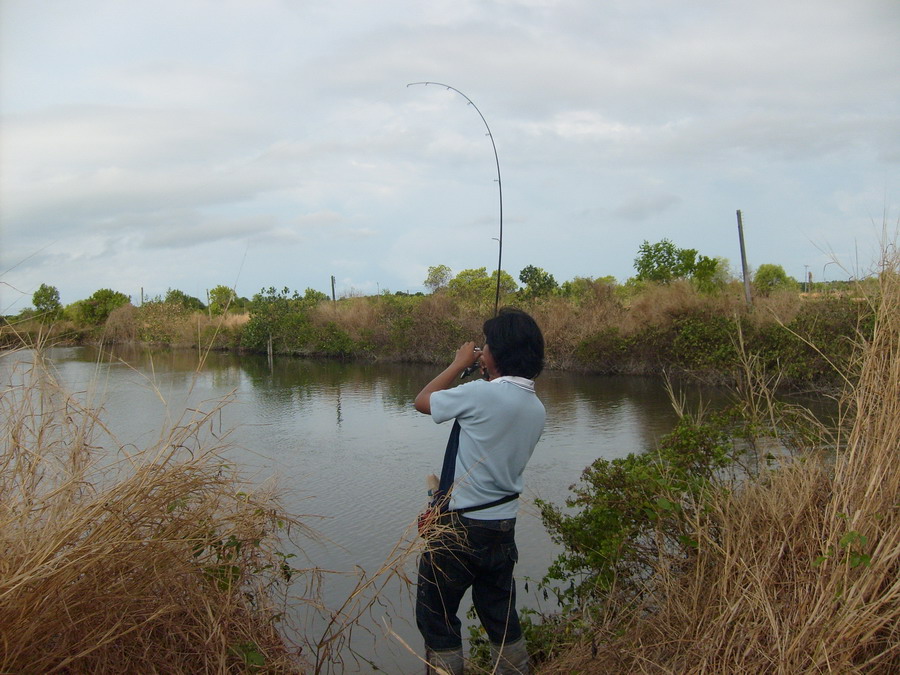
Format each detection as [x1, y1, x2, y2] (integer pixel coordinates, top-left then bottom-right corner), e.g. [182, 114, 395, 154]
[753, 264, 797, 296]
[447, 267, 517, 306]
[710, 257, 735, 287]
[301, 288, 329, 304]
[164, 288, 205, 311]
[518, 265, 558, 298]
[424, 265, 452, 293]
[208, 285, 236, 315]
[32, 283, 62, 321]
[244, 287, 301, 353]
[692, 255, 720, 293]
[78, 289, 130, 326]
[633, 239, 719, 288]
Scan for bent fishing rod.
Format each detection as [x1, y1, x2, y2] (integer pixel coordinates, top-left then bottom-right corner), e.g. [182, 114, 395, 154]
[407, 81, 504, 318]
[407, 82, 505, 379]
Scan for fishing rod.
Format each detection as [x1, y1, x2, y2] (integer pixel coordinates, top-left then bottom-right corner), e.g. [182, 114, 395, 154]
[407, 82, 504, 319]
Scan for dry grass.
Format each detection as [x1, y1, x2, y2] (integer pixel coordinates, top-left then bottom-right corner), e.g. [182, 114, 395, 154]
[530, 290, 625, 369]
[539, 250, 900, 674]
[622, 280, 746, 332]
[0, 345, 312, 673]
[311, 297, 378, 338]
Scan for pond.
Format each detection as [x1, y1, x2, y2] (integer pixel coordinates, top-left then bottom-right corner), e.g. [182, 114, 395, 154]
[10, 345, 730, 672]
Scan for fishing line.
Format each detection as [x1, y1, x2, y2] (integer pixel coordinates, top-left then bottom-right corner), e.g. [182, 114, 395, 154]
[407, 81, 504, 317]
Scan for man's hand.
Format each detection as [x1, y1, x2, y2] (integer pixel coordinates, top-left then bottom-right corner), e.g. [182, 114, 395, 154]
[414, 341, 480, 414]
[452, 341, 480, 371]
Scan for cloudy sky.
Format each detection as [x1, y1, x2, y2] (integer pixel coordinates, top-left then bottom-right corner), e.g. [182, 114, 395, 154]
[1, 0, 898, 309]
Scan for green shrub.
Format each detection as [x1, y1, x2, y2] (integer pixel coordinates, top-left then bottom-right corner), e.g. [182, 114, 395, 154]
[137, 301, 190, 344]
[537, 414, 734, 609]
[671, 314, 738, 370]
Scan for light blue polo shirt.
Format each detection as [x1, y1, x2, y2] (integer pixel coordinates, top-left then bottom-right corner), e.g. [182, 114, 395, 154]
[430, 376, 545, 520]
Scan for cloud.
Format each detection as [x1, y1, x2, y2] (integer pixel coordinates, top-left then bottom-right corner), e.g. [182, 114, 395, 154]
[613, 193, 681, 222]
[1, 0, 897, 306]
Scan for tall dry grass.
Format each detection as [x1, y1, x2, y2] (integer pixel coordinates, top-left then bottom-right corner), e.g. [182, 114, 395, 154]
[530, 287, 625, 370]
[103, 303, 250, 349]
[539, 250, 900, 673]
[0, 345, 312, 673]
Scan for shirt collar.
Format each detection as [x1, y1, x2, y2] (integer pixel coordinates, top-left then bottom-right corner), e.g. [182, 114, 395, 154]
[490, 375, 535, 392]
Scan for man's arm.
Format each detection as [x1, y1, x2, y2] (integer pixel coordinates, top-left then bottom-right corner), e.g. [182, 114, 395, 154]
[414, 341, 480, 414]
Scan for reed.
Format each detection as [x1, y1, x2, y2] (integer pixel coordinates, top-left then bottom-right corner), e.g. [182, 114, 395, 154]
[0, 344, 311, 673]
[538, 248, 900, 673]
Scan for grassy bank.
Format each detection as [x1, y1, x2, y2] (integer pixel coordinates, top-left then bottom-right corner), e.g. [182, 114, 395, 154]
[3, 279, 872, 392]
[529, 250, 899, 673]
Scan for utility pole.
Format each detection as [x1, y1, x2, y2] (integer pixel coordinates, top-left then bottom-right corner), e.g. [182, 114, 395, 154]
[331, 276, 336, 303]
[736, 210, 752, 306]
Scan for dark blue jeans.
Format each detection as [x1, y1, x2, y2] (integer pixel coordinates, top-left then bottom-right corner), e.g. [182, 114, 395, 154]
[416, 514, 522, 651]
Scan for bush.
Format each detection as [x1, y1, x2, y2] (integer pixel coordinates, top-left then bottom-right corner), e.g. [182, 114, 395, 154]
[76, 289, 131, 327]
[671, 314, 738, 370]
[537, 413, 735, 610]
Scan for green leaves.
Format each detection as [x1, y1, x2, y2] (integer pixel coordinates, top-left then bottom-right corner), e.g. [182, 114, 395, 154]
[424, 264, 452, 293]
[538, 414, 739, 609]
[76, 288, 131, 326]
[229, 641, 266, 669]
[447, 267, 517, 307]
[633, 239, 720, 289]
[32, 283, 62, 321]
[519, 265, 558, 298]
[814, 529, 872, 570]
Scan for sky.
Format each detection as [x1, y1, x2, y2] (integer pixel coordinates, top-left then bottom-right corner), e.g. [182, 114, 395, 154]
[1, 0, 898, 310]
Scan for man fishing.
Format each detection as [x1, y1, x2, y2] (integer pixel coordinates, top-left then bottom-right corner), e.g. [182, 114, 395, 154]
[414, 307, 546, 675]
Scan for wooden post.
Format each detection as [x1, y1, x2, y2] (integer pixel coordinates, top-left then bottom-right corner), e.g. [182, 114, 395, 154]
[736, 209, 753, 306]
[331, 275, 336, 303]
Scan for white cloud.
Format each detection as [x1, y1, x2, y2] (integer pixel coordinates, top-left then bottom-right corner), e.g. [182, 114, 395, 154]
[1, 0, 897, 308]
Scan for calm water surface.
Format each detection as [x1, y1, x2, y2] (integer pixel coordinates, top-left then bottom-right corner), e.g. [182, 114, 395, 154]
[14, 346, 729, 672]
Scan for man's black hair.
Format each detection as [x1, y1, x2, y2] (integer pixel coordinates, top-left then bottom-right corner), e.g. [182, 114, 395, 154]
[483, 307, 544, 379]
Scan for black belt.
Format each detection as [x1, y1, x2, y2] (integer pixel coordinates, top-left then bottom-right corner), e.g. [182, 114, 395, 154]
[451, 492, 519, 514]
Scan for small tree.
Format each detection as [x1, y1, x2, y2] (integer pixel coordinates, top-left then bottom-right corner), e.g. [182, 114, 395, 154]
[164, 288, 205, 312]
[424, 265, 452, 293]
[208, 285, 236, 315]
[634, 239, 718, 289]
[518, 265, 558, 298]
[32, 284, 62, 321]
[447, 267, 517, 306]
[301, 288, 329, 304]
[78, 289, 130, 326]
[753, 264, 797, 296]
[634, 239, 684, 283]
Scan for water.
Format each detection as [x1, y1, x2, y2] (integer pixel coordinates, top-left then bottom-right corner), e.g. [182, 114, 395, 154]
[4, 345, 727, 672]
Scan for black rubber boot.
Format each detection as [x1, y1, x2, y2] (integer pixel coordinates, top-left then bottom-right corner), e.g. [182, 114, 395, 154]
[490, 636, 530, 674]
[424, 646, 464, 675]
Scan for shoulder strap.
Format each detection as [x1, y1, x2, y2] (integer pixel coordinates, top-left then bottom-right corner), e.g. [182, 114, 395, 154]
[437, 419, 461, 496]
[434, 420, 519, 514]
[432, 420, 461, 509]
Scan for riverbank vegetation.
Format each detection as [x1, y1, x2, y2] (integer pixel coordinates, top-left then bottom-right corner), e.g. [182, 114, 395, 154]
[2, 239, 872, 392]
[0, 344, 313, 672]
[524, 246, 900, 673]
